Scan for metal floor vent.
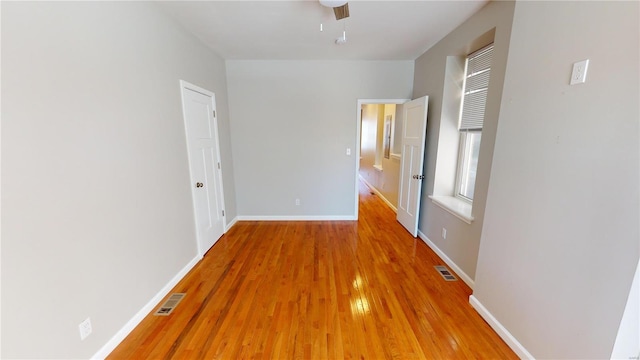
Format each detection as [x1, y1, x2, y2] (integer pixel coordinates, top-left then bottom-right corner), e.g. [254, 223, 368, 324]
[154, 293, 185, 316]
[434, 266, 457, 281]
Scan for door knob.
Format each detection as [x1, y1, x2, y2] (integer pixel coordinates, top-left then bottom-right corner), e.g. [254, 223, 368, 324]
[196, 182, 204, 188]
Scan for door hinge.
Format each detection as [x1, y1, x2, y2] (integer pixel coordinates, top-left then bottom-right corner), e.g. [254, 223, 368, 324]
[222, 210, 225, 217]
[213, 110, 216, 117]
[217, 162, 221, 169]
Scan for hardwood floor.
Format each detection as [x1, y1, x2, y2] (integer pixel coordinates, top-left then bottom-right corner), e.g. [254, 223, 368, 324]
[108, 181, 516, 359]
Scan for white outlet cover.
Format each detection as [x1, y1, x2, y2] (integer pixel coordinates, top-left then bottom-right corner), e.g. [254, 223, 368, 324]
[79, 317, 92, 340]
[570, 59, 589, 85]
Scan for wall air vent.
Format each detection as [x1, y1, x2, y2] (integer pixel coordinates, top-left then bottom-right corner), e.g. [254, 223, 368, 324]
[154, 293, 185, 316]
[434, 265, 457, 281]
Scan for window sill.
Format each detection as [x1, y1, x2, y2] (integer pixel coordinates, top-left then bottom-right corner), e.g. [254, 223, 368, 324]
[429, 195, 474, 224]
[373, 164, 383, 172]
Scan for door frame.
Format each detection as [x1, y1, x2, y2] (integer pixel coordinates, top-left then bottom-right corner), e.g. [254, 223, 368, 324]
[179, 80, 227, 257]
[354, 98, 410, 220]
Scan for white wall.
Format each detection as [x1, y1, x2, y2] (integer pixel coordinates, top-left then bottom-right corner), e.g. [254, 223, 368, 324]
[226, 61, 414, 218]
[474, 1, 639, 358]
[1, 2, 236, 358]
[412, 1, 515, 281]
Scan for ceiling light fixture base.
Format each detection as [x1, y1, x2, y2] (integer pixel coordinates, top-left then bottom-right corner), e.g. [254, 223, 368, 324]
[319, 0, 348, 8]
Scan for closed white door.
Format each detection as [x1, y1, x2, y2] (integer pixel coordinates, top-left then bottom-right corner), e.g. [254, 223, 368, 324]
[180, 81, 225, 256]
[397, 96, 429, 237]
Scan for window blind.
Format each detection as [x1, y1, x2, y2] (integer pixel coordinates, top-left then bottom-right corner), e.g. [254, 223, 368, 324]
[459, 44, 493, 131]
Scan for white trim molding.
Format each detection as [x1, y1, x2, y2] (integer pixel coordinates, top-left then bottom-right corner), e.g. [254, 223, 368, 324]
[611, 260, 640, 359]
[418, 231, 474, 289]
[92, 255, 202, 359]
[237, 215, 356, 221]
[469, 295, 535, 360]
[429, 195, 474, 224]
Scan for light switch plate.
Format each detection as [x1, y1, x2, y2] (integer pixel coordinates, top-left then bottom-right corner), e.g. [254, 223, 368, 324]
[570, 59, 589, 85]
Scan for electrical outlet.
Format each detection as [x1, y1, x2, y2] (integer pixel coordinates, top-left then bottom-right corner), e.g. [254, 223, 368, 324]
[295, 198, 300, 206]
[442, 228, 447, 239]
[346, 148, 351, 156]
[570, 59, 589, 85]
[79, 317, 92, 340]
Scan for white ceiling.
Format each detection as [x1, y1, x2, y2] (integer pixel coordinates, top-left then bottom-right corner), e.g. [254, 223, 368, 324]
[157, 1, 489, 60]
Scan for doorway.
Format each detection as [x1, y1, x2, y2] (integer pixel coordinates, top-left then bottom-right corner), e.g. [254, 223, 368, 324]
[355, 99, 408, 220]
[180, 80, 227, 256]
[355, 97, 429, 237]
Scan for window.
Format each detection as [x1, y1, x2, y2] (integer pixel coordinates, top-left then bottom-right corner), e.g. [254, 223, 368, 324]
[457, 131, 481, 200]
[456, 44, 493, 202]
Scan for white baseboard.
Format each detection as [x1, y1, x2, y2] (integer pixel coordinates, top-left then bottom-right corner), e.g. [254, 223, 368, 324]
[237, 215, 356, 221]
[358, 175, 397, 213]
[92, 255, 202, 359]
[469, 295, 534, 359]
[417, 230, 474, 289]
[225, 216, 238, 231]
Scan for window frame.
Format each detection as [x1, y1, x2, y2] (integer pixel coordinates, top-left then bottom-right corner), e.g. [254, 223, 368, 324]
[455, 43, 493, 204]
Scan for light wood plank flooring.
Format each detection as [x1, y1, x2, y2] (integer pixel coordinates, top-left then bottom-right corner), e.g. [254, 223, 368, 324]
[108, 181, 516, 359]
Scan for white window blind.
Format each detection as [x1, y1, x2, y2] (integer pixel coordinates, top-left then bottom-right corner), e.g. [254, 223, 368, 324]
[459, 44, 494, 131]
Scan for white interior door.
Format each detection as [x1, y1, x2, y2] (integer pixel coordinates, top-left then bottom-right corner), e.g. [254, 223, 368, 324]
[397, 96, 429, 237]
[180, 81, 226, 256]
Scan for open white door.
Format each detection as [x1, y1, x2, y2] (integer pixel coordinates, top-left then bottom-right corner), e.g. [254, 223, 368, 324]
[397, 96, 429, 237]
[180, 81, 226, 256]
